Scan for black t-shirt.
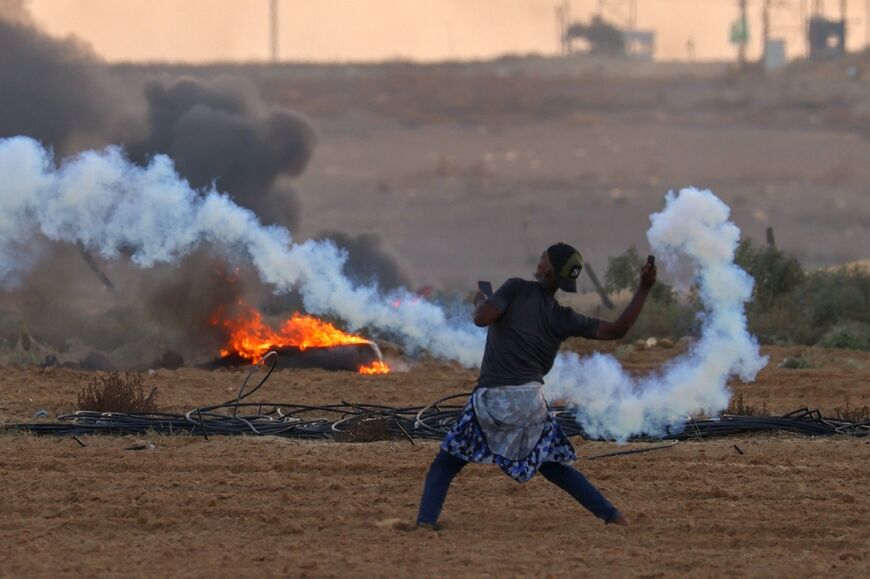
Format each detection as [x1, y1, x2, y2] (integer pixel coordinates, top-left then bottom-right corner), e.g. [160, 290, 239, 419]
[477, 278, 600, 389]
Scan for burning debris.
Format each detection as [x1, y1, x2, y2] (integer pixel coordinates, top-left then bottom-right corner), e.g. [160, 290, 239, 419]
[206, 300, 390, 374]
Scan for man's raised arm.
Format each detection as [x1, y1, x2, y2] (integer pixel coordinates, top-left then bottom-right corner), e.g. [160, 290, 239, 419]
[594, 258, 657, 340]
[473, 292, 502, 327]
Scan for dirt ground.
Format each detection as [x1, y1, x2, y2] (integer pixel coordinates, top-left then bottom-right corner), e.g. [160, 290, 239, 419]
[1, 345, 868, 577]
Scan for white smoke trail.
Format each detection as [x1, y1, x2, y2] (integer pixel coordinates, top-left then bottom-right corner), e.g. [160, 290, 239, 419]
[0, 137, 485, 366]
[1, 138, 765, 440]
[543, 188, 768, 441]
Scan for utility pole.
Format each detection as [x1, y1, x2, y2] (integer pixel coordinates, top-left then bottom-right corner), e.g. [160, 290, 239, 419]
[739, 0, 749, 66]
[843, 0, 849, 51]
[555, 0, 571, 55]
[801, 0, 808, 55]
[762, 0, 772, 64]
[760, 1, 813, 61]
[270, 0, 279, 63]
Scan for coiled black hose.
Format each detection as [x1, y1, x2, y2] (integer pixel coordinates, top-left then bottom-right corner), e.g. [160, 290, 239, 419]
[4, 354, 868, 442]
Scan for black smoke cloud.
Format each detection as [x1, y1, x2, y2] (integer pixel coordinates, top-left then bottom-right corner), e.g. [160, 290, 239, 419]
[129, 77, 315, 230]
[0, 13, 127, 153]
[0, 5, 315, 227]
[0, 6, 409, 366]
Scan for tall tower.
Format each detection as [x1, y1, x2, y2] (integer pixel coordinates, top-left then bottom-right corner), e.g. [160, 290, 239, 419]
[270, 0, 279, 63]
[738, 0, 749, 65]
[760, 1, 808, 59]
[596, 0, 638, 28]
[555, 1, 571, 55]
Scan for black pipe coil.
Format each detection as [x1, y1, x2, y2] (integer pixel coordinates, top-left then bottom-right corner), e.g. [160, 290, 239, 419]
[3, 353, 868, 441]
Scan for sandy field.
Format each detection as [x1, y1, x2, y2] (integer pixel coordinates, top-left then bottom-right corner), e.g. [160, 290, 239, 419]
[1, 344, 868, 578]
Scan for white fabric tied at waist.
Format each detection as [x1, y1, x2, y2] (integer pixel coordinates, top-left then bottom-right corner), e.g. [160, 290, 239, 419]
[472, 382, 549, 461]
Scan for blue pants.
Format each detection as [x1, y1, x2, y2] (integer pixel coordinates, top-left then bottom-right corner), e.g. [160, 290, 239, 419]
[416, 450, 619, 525]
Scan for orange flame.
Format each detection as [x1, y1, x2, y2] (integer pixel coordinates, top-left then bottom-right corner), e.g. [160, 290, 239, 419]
[210, 301, 390, 374]
[358, 360, 391, 375]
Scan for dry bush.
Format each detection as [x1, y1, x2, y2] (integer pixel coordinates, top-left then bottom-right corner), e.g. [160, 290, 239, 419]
[725, 393, 770, 417]
[780, 355, 814, 369]
[333, 416, 402, 443]
[833, 398, 870, 422]
[76, 372, 158, 413]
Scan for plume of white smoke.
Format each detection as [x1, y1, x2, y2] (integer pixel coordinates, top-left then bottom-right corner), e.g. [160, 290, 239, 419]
[543, 188, 768, 441]
[0, 138, 765, 436]
[0, 137, 484, 366]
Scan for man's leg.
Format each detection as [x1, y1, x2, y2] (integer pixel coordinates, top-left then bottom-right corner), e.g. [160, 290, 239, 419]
[538, 462, 625, 524]
[416, 450, 468, 525]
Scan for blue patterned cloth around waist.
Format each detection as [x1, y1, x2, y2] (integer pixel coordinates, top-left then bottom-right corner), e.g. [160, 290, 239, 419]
[441, 382, 576, 483]
[472, 383, 549, 460]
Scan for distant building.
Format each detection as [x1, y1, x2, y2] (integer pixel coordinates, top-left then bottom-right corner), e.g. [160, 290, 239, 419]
[561, 15, 655, 59]
[763, 39, 787, 70]
[622, 29, 655, 61]
[808, 16, 846, 60]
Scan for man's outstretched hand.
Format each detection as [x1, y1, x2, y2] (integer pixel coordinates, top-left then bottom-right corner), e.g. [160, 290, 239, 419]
[640, 257, 657, 290]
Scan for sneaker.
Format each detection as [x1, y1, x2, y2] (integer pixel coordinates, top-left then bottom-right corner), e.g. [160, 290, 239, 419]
[607, 513, 629, 527]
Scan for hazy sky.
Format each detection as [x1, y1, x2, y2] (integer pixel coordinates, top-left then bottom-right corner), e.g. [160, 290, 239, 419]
[27, 0, 870, 63]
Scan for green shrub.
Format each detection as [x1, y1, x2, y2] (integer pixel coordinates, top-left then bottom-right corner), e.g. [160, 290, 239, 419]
[763, 269, 870, 348]
[735, 240, 805, 309]
[801, 268, 870, 327]
[602, 242, 870, 350]
[724, 241, 870, 349]
[746, 301, 817, 346]
[818, 322, 870, 351]
[605, 246, 643, 294]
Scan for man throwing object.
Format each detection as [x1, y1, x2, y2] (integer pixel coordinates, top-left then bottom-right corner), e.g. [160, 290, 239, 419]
[415, 243, 656, 528]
